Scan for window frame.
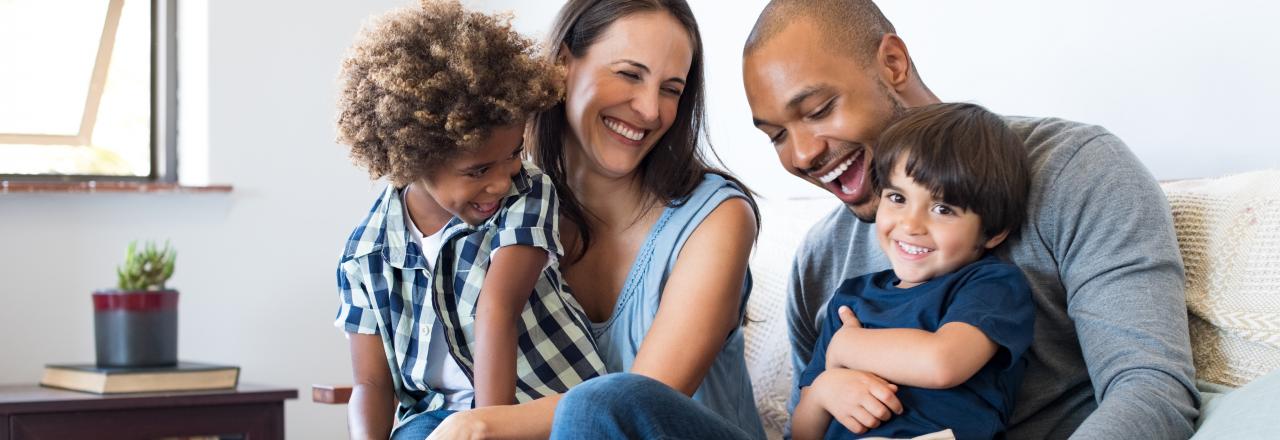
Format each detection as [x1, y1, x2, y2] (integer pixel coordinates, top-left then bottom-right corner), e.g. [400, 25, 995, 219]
[0, 0, 178, 183]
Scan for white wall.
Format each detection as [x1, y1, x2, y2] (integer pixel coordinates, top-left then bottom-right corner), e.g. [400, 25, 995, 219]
[481, 0, 1280, 200]
[1, 1, 1276, 438]
[0, 0, 404, 438]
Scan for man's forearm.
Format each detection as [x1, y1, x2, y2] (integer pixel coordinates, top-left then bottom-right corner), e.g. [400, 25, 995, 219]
[1071, 369, 1197, 439]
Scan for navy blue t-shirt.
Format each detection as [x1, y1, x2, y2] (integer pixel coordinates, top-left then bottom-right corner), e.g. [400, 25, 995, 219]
[798, 255, 1034, 440]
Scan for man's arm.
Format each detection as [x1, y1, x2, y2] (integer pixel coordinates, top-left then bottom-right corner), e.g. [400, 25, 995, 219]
[472, 245, 546, 407]
[825, 306, 997, 389]
[1048, 134, 1198, 438]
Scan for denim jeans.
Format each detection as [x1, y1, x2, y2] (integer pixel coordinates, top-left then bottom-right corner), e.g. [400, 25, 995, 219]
[390, 409, 456, 440]
[550, 373, 757, 440]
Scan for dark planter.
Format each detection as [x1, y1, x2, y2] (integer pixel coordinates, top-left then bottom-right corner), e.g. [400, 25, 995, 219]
[93, 289, 179, 368]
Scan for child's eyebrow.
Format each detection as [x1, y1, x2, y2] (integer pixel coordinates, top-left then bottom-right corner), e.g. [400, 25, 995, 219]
[459, 142, 523, 172]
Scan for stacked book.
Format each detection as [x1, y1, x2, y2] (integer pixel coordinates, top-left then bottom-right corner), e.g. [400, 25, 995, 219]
[40, 362, 239, 394]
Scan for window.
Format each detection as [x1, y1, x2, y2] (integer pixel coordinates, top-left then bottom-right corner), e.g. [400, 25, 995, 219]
[0, 0, 176, 181]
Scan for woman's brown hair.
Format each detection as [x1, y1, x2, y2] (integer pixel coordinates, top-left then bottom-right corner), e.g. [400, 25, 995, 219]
[529, 0, 757, 261]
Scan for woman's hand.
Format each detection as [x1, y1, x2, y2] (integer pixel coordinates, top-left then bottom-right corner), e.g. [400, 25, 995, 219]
[427, 409, 491, 440]
[426, 394, 563, 440]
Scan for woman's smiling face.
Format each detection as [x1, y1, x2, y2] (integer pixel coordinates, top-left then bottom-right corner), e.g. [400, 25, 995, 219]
[560, 10, 693, 180]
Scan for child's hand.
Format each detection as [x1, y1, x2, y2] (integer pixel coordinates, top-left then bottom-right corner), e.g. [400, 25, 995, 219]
[837, 305, 861, 327]
[827, 306, 863, 369]
[812, 368, 903, 435]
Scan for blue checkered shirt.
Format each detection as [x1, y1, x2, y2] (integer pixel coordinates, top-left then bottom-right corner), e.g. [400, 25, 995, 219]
[334, 162, 605, 420]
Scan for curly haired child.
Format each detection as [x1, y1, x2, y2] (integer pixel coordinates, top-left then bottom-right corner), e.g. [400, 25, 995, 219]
[331, 1, 605, 438]
[793, 103, 1035, 440]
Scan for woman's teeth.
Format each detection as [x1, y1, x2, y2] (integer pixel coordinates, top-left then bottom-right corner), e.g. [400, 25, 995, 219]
[604, 118, 645, 141]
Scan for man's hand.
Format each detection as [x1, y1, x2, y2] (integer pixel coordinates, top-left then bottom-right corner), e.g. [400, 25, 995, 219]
[812, 368, 903, 434]
[827, 306, 862, 369]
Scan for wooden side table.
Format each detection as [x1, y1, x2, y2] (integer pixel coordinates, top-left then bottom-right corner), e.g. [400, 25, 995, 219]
[0, 383, 297, 440]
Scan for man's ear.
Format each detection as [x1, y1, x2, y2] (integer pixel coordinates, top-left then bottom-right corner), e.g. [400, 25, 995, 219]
[983, 229, 1011, 250]
[877, 34, 912, 93]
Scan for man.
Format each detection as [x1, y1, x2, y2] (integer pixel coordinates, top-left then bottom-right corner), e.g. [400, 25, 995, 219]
[741, 0, 1199, 438]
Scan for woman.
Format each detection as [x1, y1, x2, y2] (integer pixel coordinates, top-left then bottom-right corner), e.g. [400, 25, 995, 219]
[430, 0, 764, 438]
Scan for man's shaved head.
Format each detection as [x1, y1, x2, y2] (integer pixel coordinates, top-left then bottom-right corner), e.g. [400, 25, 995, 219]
[744, 0, 896, 65]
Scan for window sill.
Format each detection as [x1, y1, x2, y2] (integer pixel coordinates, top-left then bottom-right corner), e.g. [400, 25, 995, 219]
[0, 181, 232, 194]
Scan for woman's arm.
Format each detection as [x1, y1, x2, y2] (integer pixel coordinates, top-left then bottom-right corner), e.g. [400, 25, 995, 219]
[473, 245, 548, 406]
[629, 197, 757, 394]
[348, 332, 397, 439]
[825, 306, 997, 389]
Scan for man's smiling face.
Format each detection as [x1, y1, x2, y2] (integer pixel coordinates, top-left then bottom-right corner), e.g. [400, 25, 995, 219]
[743, 19, 904, 222]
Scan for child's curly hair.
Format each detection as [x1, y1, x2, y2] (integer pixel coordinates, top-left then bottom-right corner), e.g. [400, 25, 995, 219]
[336, 0, 563, 186]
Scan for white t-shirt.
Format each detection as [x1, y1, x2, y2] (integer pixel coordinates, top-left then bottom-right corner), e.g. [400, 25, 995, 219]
[404, 192, 475, 411]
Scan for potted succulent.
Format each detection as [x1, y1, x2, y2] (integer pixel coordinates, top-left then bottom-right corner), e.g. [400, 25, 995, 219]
[93, 241, 179, 368]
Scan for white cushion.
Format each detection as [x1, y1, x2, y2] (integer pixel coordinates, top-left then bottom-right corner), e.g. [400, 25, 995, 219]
[1163, 170, 1280, 387]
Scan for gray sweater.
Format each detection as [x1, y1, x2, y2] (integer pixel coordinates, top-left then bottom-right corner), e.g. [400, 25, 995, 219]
[786, 116, 1200, 439]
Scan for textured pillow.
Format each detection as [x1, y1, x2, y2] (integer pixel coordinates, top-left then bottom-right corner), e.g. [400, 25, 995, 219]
[745, 197, 840, 438]
[1162, 170, 1280, 387]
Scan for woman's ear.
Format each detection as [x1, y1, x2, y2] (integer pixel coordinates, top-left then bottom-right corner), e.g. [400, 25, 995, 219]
[556, 43, 572, 66]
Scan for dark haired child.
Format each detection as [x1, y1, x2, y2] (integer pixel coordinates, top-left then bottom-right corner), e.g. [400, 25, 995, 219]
[793, 103, 1035, 440]
[330, 1, 605, 438]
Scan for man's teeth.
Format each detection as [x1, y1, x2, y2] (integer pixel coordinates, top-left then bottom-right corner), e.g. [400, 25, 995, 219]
[604, 118, 645, 141]
[818, 151, 861, 184]
[897, 240, 933, 255]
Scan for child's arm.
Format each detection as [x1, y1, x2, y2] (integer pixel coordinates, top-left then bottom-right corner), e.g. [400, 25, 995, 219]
[347, 332, 397, 439]
[472, 244, 548, 407]
[793, 385, 835, 440]
[826, 306, 998, 389]
[794, 368, 903, 439]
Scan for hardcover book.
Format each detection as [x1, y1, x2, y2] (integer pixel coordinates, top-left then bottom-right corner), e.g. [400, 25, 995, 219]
[40, 362, 239, 394]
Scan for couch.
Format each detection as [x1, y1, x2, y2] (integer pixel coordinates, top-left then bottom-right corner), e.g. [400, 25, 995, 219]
[741, 170, 1280, 439]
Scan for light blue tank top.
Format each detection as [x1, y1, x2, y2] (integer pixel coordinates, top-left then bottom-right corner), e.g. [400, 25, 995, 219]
[590, 173, 766, 439]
